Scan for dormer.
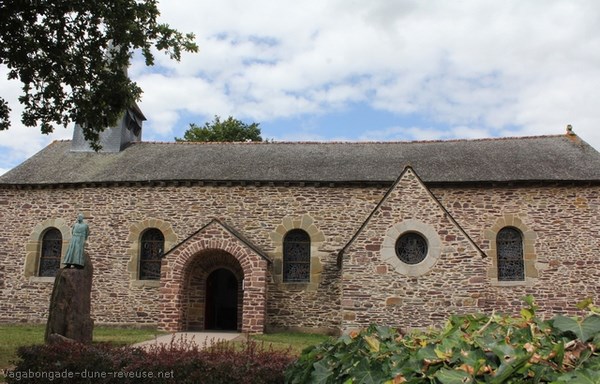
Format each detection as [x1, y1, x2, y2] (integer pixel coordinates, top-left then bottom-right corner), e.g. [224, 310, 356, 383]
[71, 103, 146, 153]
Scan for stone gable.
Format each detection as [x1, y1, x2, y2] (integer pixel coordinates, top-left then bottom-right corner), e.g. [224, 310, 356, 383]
[341, 168, 489, 331]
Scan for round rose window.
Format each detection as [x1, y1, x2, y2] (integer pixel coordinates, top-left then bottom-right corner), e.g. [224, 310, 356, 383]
[395, 232, 428, 264]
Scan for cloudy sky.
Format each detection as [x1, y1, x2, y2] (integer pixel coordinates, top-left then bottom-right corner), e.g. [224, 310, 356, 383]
[1, 0, 600, 175]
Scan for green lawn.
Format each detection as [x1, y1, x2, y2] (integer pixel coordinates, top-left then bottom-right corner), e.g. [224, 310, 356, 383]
[0, 324, 165, 372]
[0, 324, 45, 372]
[251, 332, 331, 354]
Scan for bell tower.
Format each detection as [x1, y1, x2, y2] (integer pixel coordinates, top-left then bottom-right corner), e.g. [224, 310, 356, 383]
[71, 103, 146, 152]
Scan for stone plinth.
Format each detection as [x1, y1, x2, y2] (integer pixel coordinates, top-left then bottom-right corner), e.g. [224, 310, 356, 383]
[45, 253, 93, 344]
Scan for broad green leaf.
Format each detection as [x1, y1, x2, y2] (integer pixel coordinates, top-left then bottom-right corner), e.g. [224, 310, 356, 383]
[375, 325, 394, 340]
[593, 333, 600, 348]
[522, 295, 536, 310]
[576, 298, 594, 310]
[435, 347, 453, 360]
[552, 341, 565, 366]
[521, 308, 533, 321]
[554, 368, 600, 384]
[491, 354, 531, 383]
[434, 368, 473, 384]
[311, 360, 334, 384]
[353, 370, 379, 384]
[416, 345, 439, 361]
[584, 355, 600, 371]
[364, 335, 380, 352]
[351, 360, 388, 384]
[553, 315, 600, 341]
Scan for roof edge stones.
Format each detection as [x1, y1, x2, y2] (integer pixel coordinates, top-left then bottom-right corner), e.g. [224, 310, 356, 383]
[52, 132, 574, 147]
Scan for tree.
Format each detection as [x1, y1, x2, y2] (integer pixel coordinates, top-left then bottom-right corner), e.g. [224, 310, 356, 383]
[176, 116, 263, 142]
[0, 0, 198, 150]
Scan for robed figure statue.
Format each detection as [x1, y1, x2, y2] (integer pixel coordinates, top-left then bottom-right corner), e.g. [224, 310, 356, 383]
[62, 213, 89, 268]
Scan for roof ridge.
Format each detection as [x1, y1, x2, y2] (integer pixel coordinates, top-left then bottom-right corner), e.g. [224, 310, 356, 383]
[129, 134, 567, 146]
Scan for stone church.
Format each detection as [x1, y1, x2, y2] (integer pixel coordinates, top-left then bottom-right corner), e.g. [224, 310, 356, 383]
[0, 108, 599, 334]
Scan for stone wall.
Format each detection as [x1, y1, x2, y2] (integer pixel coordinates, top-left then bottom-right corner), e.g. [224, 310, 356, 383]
[0, 178, 598, 332]
[341, 169, 489, 330]
[341, 170, 600, 331]
[433, 184, 600, 319]
[0, 184, 384, 331]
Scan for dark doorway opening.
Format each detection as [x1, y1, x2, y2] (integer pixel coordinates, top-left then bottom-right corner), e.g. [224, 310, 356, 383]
[205, 268, 238, 330]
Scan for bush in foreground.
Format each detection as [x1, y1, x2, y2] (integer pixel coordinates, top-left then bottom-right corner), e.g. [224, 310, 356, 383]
[286, 297, 600, 383]
[6, 336, 295, 384]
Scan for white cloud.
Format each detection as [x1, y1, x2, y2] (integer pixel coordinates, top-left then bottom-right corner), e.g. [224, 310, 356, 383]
[121, 0, 600, 151]
[359, 125, 493, 142]
[0, 66, 73, 169]
[2, 0, 600, 172]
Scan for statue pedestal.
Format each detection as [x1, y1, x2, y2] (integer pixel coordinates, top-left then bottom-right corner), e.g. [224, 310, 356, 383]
[45, 253, 93, 344]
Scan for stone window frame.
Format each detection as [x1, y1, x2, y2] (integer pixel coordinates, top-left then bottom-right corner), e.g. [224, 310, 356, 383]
[127, 218, 178, 288]
[485, 215, 539, 286]
[381, 219, 442, 276]
[24, 218, 71, 282]
[270, 214, 325, 291]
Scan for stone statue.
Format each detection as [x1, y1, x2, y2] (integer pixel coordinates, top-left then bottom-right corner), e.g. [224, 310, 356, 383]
[62, 213, 89, 269]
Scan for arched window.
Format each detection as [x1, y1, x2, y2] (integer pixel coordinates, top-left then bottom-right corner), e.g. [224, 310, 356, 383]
[283, 229, 310, 282]
[497, 227, 524, 281]
[139, 228, 165, 280]
[39, 228, 62, 277]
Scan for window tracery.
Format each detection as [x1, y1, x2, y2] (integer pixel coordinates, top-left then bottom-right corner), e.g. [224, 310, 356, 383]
[283, 229, 310, 282]
[497, 227, 524, 281]
[39, 228, 62, 277]
[395, 232, 428, 265]
[139, 228, 165, 280]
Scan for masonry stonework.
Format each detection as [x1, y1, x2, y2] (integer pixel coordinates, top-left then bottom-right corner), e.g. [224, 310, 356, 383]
[433, 184, 600, 318]
[0, 184, 383, 331]
[341, 169, 489, 331]
[0, 137, 599, 333]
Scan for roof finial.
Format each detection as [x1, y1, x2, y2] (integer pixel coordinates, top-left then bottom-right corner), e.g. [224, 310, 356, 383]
[566, 124, 574, 135]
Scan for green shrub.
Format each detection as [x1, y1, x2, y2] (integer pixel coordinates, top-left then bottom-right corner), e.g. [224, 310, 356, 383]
[285, 297, 600, 383]
[6, 337, 295, 384]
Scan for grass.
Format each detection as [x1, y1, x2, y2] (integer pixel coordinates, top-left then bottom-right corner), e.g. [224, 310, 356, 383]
[92, 326, 167, 345]
[0, 324, 165, 372]
[251, 332, 331, 354]
[0, 324, 45, 372]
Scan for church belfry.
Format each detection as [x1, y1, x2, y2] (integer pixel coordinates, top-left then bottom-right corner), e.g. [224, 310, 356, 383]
[71, 103, 146, 152]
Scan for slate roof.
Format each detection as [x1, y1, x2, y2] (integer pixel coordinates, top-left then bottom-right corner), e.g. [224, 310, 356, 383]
[2, 134, 600, 186]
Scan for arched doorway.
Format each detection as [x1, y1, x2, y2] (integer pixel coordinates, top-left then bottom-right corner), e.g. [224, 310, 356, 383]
[205, 268, 238, 330]
[184, 250, 244, 331]
[158, 219, 270, 333]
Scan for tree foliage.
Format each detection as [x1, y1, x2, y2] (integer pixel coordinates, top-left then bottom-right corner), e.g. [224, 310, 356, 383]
[0, 0, 198, 149]
[286, 297, 600, 384]
[176, 115, 263, 142]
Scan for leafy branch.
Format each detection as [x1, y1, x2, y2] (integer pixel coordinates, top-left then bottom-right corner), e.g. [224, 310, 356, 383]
[285, 297, 600, 384]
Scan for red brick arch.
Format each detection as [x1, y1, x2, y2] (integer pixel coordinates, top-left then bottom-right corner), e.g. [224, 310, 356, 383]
[157, 221, 269, 333]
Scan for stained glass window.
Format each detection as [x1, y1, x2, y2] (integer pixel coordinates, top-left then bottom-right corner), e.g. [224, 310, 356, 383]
[39, 228, 62, 277]
[395, 232, 428, 264]
[139, 228, 164, 280]
[283, 229, 310, 282]
[497, 227, 524, 281]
